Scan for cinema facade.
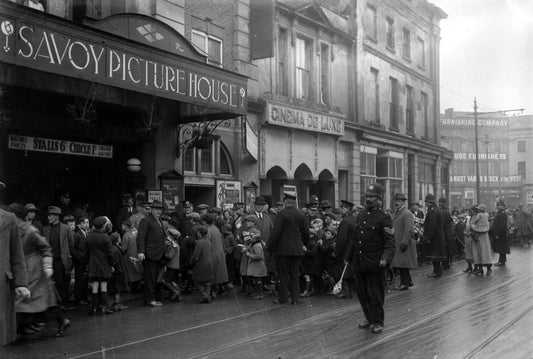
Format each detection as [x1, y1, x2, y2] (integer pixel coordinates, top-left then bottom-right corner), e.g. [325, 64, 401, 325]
[0, 1, 247, 214]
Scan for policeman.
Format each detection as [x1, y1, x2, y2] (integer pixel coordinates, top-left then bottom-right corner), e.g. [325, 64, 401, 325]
[346, 183, 395, 334]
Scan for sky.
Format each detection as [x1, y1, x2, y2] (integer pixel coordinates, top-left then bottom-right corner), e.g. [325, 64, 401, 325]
[430, 0, 533, 115]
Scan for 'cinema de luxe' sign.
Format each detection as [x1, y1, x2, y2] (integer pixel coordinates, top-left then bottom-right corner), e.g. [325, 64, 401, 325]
[266, 102, 345, 136]
[8, 134, 113, 159]
[0, 9, 247, 115]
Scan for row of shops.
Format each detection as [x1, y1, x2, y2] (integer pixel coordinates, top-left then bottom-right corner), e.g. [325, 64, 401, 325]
[0, 1, 453, 216]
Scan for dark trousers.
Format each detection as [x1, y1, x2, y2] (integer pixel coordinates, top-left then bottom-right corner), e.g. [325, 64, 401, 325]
[353, 270, 385, 326]
[276, 255, 302, 304]
[52, 259, 70, 302]
[399, 268, 412, 286]
[498, 252, 507, 263]
[432, 261, 443, 276]
[73, 260, 88, 302]
[143, 259, 163, 302]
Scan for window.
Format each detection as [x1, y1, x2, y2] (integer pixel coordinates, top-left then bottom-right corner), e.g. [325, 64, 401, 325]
[417, 37, 425, 68]
[467, 140, 475, 153]
[182, 136, 232, 176]
[402, 28, 411, 59]
[421, 92, 429, 137]
[191, 30, 222, 67]
[518, 161, 526, 179]
[320, 43, 330, 105]
[389, 77, 398, 130]
[493, 141, 502, 153]
[467, 161, 476, 176]
[278, 28, 289, 96]
[518, 140, 526, 152]
[183, 147, 195, 172]
[361, 152, 376, 176]
[390, 158, 402, 178]
[417, 162, 435, 204]
[220, 144, 232, 175]
[366, 5, 377, 41]
[386, 17, 395, 50]
[296, 36, 313, 100]
[200, 144, 214, 173]
[406, 85, 414, 133]
[370, 68, 380, 123]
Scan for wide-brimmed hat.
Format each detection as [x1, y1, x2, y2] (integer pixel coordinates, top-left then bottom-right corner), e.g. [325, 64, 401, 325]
[46, 206, 62, 216]
[394, 193, 407, 201]
[150, 200, 164, 209]
[24, 203, 40, 213]
[197, 204, 209, 210]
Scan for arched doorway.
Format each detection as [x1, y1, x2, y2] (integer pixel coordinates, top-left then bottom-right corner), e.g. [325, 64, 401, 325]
[263, 166, 288, 204]
[294, 163, 314, 207]
[318, 169, 335, 203]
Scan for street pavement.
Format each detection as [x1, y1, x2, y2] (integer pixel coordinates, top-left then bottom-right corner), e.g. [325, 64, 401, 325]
[2, 246, 533, 359]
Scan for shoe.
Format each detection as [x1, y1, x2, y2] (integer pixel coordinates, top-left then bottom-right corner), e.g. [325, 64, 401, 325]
[89, 307, 98, 316]
[147, 301, 163, 307]
[27, 324, 43, 332]
[394, 285, 409, 291]
[486, 268, 492, 276]
[272, 299, 287, 305]
[358, 320, 371, 329]
[299, 290, 310, 298]
[55, 319, 71, 337]
[102, 307, 114, 314]
[427, 272, 441, 278]
[494, 262, 505, 267]
[198, 297, 211, 304]
[252, 294, 264, 300]
[22, 326, 36, 335]
[409, 281, 414, 287]
[370, 324, 383, 333]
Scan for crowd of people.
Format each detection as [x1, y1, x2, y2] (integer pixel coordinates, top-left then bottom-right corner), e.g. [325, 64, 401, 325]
[2, 181, 533, 345]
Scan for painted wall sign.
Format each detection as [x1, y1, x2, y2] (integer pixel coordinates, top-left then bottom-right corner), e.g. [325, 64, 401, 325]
[8, 134, 113, 158]
[266, 102, 344, 136]
[440, 118, 509, 127]
[0, 9, 247, 115]
[450, 175, 522, 184]
[453, 152, 507, 160]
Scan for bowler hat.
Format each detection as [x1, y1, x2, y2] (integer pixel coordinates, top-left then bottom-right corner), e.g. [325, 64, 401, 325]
[340, 200, 355, 208]
[320, 200, 332, 209]
[254, 196, 266, 205]
[424, 194, 436, 204]
[150, 200, 164, 209]
[438, 197, 446, 204]
[394, 193, 407, 201]
[46, 206, 62, 216]
[365, 183, 383, 199]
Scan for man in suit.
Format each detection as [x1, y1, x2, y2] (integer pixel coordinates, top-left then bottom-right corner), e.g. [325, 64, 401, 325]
[491, 199, 510, 266]
[345, 183, 395, 334]
[252, 196, 273, 245]
[137, 200, 166, 307]
[72, 216, 90, 305]
[423, 194, 447, 278]
[43, 206, 74, 303]
[267, 193, 310, 305]
[0, 181, 30, 345]
[116, 195, 136, 234]
[438, 197, 456, 270]
[391, 193, 417, 290]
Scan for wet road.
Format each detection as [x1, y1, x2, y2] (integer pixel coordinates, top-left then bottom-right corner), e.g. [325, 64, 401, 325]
[2, 246, 533, 359]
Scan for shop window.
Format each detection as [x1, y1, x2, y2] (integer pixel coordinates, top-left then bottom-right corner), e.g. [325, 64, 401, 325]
[386, 17, 395, 50]
[402, 28, 411, 59]
[320, 43, 330, 106]
[370, 68, 380, 124]
[183, 140, 232, 176]
[417, 37, 426, 68]
[406, 85, 414, 133]
[191, 30, 222, 67]
[518, 161, 526, 179]
[366, 5, 377, 41]
[278, 28, 289, 96]
[389, 77, 399, 130]
[518, 140, 526, 153]
[296, 35, 313, 100]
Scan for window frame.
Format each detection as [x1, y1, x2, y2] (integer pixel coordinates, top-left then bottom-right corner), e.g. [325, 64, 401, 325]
[406, 85, 414, 133]
[319, 42, 331, 106]
[518, 161, 526, 179]
[277, 27, 289, 96]
[366, 5, 378, 41]
[389, 77, 399, 130]
[295, 34, 314, 101]
[371, 67, 380, 124]
[417, 36, 426, 68]
[386, 17, 395, 51]
[402, 28, 411, 60]
[518, 140, 526, 153]
[421, 91, 429, 137]
[191, 29, 223, 67]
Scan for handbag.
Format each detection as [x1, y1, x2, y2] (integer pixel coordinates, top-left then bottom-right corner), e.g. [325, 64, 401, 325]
[332, 262, 349, 295]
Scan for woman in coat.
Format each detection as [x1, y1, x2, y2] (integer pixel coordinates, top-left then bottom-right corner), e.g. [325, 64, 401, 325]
[202, 213, 229, 296]
[470, 204, 493, 276]
[190, 225, 214, 303]
[11, 204, 70, 338]
[85, 216, 115, 315]
[390, 193, 417, 290]
[120, 220, 142, 287]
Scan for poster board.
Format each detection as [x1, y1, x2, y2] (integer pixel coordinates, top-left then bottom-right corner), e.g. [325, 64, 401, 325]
[147, 190, 163, 203]
[161, 179, 181, 210]
[216, 180, 242, 210]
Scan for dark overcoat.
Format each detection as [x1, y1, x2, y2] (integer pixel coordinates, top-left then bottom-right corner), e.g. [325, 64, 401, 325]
[301, 235, 320, 276]
[334, 213, 357, 279]
[137, 214, 166, 261]
[422, 204, 447, 261]
[267, 206, 310, 256]
[121, 229, 142, 282]
[441, 207, 457, 256]
[43, 222, 73, 274]
[346, 207, 396, 272]
[191, 237, 214, 283]
[0, 209, 27, 345]
[85, 231, 115, 279]
[391, 206, 417, 269]
[207, 224, 229, 284]
[491, 209, 510, 254]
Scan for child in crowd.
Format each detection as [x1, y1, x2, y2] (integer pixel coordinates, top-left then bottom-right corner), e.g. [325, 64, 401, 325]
[239, 215, 260, 296]
[301, 220, 321, 297]
[318, 227, 340, 295]
[190, 225, 213, 303]
[244, 228, 267, 300]
[109, 232, 129, 311]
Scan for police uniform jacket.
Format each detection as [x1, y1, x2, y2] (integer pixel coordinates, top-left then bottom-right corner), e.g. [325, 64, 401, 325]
[267, 206, 310, 256]
[346, 207, 395, 272]
[490, 209, 510, 254]
[136, 214, 166, 261]
[334, 213, 356, 279]
[422, 204, 447, 261]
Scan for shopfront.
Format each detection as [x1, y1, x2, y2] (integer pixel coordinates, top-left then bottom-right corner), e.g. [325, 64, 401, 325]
[259, 100, 345, 206]
[0, 2, 247, 216]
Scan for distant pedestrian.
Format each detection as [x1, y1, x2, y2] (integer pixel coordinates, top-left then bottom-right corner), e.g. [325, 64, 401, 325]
[491, 199, 510, 266]
[438, 197, 456, 269]
[422, 194, 447, 278]
[470, 204, 493, 276]
[203, 213, 230, 297]
[72, 216, 89, 305]
[267, 193, 310, 305]
[190, 225, 214, 303]
[243, 228, 267, 300]
[345, 183, 395, 334]
[390, 193, 417, 290]
[120, 220, 142, 290]
[514, 204, 533, 247]
[109, 232, 129, 311]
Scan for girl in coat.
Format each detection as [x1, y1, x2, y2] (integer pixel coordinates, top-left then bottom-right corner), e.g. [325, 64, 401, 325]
[109, 232, 129, 311]
[190, 225, 214, 303]
[12, 204, 71, 338]
[244, 228, 267, 299]
[85, 216, 115, 315]
[318, 227, 340, 295]
[239, 215, 261, 296]
[301, 221, 321, 298]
